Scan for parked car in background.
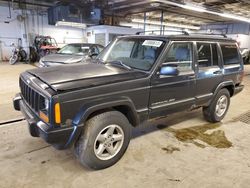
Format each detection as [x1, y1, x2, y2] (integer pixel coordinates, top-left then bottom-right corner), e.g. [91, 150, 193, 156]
[241, 48, 250, 64]
[39, 43, 104, 67]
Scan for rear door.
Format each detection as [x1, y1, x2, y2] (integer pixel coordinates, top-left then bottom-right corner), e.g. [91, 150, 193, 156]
[220, 43, 243, 85]
[195, 42, 223, 106]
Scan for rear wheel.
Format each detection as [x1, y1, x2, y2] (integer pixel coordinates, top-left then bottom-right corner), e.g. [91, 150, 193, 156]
[9, 54, 19, 65]
[203, 89, 230, 123]
[74, 111, 131, 170]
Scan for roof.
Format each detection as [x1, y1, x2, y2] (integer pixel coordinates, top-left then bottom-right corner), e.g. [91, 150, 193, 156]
[120, 34, 236, 43]
[65, 43, 104, 47]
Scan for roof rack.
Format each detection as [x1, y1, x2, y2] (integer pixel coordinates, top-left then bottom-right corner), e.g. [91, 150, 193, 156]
[189, 32, 227, 38]
[135, 30, 228, 39]
[136, 29, 189, 35]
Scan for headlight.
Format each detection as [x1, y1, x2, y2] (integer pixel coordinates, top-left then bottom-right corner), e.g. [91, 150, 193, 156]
[44, 98, 49, 111]
[40, 98, 49, 113]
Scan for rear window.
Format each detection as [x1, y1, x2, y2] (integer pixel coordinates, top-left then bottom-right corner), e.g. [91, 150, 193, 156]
[220, 44, 240, 65]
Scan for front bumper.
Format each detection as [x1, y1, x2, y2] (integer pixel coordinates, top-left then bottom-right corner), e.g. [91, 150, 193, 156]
[13, 93, 82, 149]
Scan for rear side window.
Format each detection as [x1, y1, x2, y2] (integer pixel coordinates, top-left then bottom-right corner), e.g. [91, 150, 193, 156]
[197, 43, 219, 67]
[197, 43, 212, 67]
[220, 44, 240, 65]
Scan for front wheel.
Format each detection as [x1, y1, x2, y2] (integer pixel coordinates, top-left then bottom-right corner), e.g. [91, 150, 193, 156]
[9, 54, 19, 65]
[203, 89, 230, 123]
[74, 111, 131, 170]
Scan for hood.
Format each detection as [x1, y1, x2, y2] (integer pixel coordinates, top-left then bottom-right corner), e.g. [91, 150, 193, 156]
[42, 53, 87, 65]
[28, 63, 147, 91]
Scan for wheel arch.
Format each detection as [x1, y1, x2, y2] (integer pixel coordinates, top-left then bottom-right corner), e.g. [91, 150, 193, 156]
[72, 98, 140, 128]
[214, 81, 235, 97]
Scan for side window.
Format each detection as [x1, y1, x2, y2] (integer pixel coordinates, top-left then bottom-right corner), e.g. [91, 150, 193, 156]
[220, 44, 240, 65]
[197, 43, 212, 67]
[197, 43, 219, 67]
[163, 42, 193, 72]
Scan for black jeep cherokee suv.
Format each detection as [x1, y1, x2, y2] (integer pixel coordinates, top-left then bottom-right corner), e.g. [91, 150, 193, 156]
[13, 34, 244, 169]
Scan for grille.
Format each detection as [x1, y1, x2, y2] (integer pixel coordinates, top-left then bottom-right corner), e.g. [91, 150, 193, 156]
[19, 78, 45, 113]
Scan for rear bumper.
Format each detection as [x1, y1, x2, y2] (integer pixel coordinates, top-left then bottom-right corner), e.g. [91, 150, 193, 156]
[13, 93, 82, 149]
[234, 85, 244, 96]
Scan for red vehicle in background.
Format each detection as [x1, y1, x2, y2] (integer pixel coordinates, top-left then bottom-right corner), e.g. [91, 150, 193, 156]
[30, 35, 60, 62]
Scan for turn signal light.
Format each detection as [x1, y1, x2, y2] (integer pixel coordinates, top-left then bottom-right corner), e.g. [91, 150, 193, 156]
[39, 111, 49, 123]
[55, 103, 61, 124]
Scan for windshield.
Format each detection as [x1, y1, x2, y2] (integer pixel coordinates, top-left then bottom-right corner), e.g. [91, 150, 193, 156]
[58, 44, 90, 55]
[97, 38, 166, 71]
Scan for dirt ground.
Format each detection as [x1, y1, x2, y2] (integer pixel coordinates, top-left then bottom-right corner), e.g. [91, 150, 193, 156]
[0, 62, 250, 188]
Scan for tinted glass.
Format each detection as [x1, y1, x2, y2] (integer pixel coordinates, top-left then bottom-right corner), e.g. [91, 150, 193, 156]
[221, 44, 240, 65]
[164, 42, 193, 71]
[197, 43, 212, 67]
[211, 44, 219, 66]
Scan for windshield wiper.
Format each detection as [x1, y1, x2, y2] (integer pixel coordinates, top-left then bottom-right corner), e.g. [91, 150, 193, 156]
[108, 60, 132, 70]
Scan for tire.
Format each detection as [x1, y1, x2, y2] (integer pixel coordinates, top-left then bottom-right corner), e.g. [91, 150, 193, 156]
[74, 111, 131, 170]
[9, 54, 19, 65]
[29, 47, 38, 63]
[20, 50, 27, 62]
[203, 88, 230, 123]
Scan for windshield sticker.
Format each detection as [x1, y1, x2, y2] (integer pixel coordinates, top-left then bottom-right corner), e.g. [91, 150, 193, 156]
[142, 40, 163, 47]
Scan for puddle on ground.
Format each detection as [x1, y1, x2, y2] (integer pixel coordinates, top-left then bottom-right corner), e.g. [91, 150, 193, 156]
[163, 123, 232, 149]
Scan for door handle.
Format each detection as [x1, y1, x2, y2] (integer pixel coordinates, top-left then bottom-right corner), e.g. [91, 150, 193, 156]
[213, 70, 222, 75]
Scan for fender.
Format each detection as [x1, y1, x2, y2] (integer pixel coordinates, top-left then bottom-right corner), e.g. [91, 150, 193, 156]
[213, 81, 235, 96]
[72, 96, 139, 127]
[64, 96, 139, 148]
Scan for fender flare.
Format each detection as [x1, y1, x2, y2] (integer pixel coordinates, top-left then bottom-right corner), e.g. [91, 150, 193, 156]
[213, 81, 235, 96]
[72, 97, 139, 127]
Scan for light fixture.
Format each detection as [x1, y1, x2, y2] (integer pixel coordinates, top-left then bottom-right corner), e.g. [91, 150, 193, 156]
[183, 4, 250, 23]
[150, 2, 160, 7]
[55, 21, 87, 29]
[179, 4, 206, 13]
[131, 18, 200, 30]
[157, 0, 250, 23]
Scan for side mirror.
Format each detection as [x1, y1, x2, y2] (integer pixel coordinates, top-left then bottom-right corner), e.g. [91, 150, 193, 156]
[159, 66, 179, 76]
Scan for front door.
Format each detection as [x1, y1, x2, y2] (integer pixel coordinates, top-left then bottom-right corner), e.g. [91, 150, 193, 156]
[149, 42, 196, 119]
